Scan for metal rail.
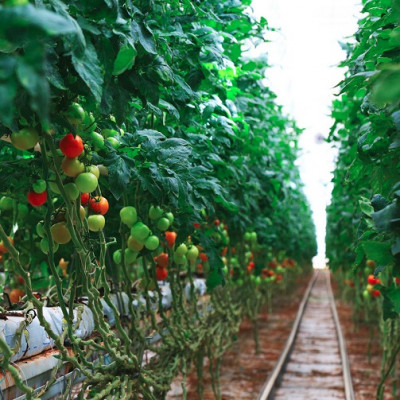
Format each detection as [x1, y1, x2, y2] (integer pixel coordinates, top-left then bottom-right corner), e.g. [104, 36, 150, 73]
[257, 271, 318, 400]
[327, 271, 355, 400]
[257, 269, 355, 400]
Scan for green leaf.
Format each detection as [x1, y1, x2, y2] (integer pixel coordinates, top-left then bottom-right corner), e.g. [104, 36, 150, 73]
[206, 267, 224, 291]
[359, 196, 374, 216]
[380, 286, 400, 319]
[361, 241, 393, 266]
[103, 152, 135, 200]
[16, 59, 49, 125]
[0, 79, 17, 128]
[0, 4, 78, 38]
[131, 20, 156, 54]
[71, 40, 103, 103]
[372, 69, 400, 104]
[112, 43, 137, 76]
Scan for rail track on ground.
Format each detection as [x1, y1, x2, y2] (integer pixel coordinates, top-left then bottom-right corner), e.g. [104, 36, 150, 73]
[258, 269, 355, 400]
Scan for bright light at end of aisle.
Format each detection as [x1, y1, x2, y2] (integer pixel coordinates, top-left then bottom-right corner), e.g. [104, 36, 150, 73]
[250, 0, 361, 269]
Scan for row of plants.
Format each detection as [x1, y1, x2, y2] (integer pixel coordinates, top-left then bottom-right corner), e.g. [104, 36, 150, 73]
[327, 0, 400, 397]
[0, 0, 316, 398]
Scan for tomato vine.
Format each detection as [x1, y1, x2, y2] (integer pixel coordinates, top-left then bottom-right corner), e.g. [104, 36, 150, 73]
[327, 0, 400, 396]
[0, 0, 316, 398]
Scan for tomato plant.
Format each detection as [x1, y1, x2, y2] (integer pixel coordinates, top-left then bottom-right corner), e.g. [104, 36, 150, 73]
[327, 1, 400, 396]
[0, 0, 317, 398]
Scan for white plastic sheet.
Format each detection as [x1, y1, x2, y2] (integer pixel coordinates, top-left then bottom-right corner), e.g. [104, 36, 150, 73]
[0, 279, 206, 363]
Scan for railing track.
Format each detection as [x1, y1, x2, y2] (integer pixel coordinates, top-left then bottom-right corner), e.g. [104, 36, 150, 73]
[258, 269, 355, 400]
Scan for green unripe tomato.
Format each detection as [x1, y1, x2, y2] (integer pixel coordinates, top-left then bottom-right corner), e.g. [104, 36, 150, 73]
[0, 196, 14, 211]
[156, 217, 170, 231]
[51, 222, 71, 244]
[231, 257, 239, 266]
[66, 103, 85, 125]
[236, 278, 243, 286]
[106, 136, 120, 149]
[113, 250, 122, 264]
[211, 232, 221, 243]
[62, 157, 85, 178]
[149, 205, 163, 220]
[222, 266, 228, 275]
[32, 179, 47, 194]
[144, 235, 159, 251]
[64, 183, 80, 201]
[175, 243, 188, 257]
[250, 232, 257, 242]
[244, 232, 251, 242]
[102, 129, 118, 138]
[82, 112, 97, 132]
[276, 266, 284, 274]
[36, 221, 46, 238]
[255, 276, 262, 285]
[40, 238, 59, 254]
[124, 248, 138, 264]
[90, 131, 105, 150]
[165, 212, 174, 224]
[173, 254, 187, 265]
[131, 222, 150, 241]
[11, 128, 39, 150]
[186, 245, 199, 262]
[87, 165, 100, 179]
[75, 172, 98, 193]
[88, 215, 105, 232]
[362, 290, 371, 300]
[120, 206, 137, 227]
[127, 236, 144, 251]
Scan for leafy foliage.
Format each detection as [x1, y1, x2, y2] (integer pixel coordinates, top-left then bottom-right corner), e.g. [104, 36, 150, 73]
[0, 0, 316, 398]
[327, 0, 400, 395]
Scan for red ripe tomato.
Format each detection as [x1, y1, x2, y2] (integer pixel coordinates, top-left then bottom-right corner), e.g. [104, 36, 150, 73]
[221, 247, 228, 256]
[165, 231, 177, 248]
[197, 263, 203, 274]
[17, 275, 24, 285]
[193, 222, 201, 229]
[371, 289, 381, 298]
[59, 133, 84, 158]
[81, 193, 89, 206]
[276, 274, 283, 283]
[9, 288, 25, 304]
[367, 274, 380, 285]
[89, 196, 109, 215]
[154, 253, 169, 268]
[248, 261, 255, 271]
[156, 266, 168, 281]
[27, 190, 47, 206]
[199, 252, 208, 262]
[214, 219, 220, 226]
[396, 277, 400, 285]
[268, 261, 277, 269]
